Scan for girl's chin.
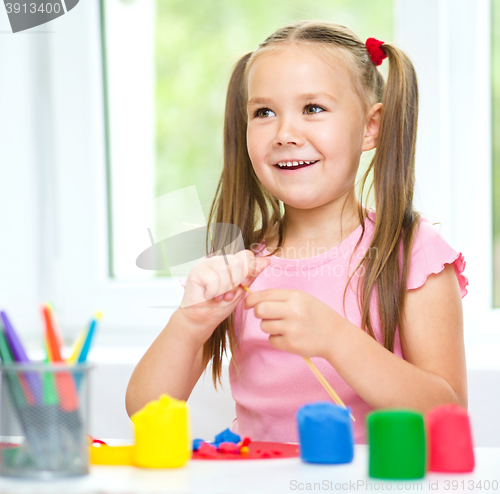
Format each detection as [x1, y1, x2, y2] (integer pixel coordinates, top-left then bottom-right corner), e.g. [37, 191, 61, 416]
[275, 198, 324, 210]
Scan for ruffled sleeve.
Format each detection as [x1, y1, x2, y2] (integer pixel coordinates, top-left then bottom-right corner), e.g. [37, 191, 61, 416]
[407, 218, 468, 298]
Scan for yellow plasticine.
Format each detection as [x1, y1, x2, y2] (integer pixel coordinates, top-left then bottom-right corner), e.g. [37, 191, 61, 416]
[131, 394, 191, 468]
[90, 445, 135, 466]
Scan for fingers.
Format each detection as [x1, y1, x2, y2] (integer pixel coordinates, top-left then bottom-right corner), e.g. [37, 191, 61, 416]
[212, 249, 250, 290]
[243, 289, 292, 309]
[214, 286, 245, 304]
[241, 253, 270, 287]
[202, 250, 269, 299]
[190, 252, 246, 302]
[183, 250, 270, 307]
[251, 300, 288, 321]
[260, 318, 284, 335]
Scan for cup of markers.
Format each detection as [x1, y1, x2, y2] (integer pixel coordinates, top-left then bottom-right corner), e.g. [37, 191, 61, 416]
[0, 306, 100, 478]
[0, 362, 92, 478]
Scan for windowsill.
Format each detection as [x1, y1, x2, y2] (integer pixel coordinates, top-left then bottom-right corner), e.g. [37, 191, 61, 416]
[40, 344, 500, 371]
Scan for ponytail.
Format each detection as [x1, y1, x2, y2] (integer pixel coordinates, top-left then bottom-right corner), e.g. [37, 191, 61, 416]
[355, 43, 420, 351]
[204, 52, 283, 386]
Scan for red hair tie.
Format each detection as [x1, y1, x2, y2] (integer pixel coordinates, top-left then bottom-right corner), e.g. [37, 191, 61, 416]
[366, 38, 387, 66]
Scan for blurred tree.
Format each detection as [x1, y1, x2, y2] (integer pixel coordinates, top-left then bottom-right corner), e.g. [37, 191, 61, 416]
[492, 0, 500, 306]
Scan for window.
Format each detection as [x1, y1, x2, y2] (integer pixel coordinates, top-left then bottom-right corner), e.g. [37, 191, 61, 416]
[105, 0, 393, 282]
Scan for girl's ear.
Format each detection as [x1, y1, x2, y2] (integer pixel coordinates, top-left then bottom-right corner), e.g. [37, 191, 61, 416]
[362, 103, 383, 152]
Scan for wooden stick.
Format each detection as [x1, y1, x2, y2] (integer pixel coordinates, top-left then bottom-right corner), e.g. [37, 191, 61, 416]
[241, 285, 355, 421]
[303, 357, 355, 422]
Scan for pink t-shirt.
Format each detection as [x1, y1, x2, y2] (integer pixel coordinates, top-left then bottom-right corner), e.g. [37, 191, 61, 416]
[229, 212, 468, 444]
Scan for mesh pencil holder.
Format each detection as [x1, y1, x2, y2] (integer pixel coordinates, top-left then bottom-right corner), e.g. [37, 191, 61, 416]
[0, 362, 92, 479]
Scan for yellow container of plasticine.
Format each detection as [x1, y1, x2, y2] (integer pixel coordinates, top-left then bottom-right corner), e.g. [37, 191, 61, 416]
[131, 394, 191, 468]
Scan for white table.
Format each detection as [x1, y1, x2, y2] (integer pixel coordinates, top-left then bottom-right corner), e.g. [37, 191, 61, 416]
[0, 445, 499, 494]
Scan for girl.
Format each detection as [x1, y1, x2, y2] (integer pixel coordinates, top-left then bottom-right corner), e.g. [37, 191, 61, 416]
[126, 21, 468, 444]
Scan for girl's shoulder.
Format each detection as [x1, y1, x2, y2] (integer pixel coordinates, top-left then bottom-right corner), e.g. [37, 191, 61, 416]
[407, 216, 468, 297]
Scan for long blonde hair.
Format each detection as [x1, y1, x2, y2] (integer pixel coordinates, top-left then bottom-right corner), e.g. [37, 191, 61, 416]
[204, 20, 419, 385]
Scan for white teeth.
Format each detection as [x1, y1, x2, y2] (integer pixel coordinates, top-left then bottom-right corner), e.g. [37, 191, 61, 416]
[276, 160, 318, 168]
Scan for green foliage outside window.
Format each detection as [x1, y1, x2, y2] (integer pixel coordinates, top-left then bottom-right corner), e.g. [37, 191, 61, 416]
[493, 0, 500, 307]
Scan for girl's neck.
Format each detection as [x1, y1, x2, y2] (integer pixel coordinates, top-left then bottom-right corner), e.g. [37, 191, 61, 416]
[266, 199, 367, 259]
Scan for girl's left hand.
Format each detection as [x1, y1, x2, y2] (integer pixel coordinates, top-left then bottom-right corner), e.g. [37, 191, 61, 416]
[243, 289, 342, 359]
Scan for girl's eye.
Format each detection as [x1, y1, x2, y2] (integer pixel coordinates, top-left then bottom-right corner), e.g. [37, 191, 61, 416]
[304, 104, 325, 115]
[255, 108, 275, 118]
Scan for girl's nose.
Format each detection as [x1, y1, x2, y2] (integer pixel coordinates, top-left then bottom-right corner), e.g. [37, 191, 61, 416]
[273, 118, 305, 146]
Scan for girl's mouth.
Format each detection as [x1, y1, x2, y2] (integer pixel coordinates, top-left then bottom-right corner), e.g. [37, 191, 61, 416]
[274, 160, 319, 170]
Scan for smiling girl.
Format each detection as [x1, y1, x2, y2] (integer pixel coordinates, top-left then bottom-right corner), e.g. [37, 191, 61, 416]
[126, 21, 468, 444]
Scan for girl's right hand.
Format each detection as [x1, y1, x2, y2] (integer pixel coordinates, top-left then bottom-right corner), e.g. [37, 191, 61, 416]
[177, 250, 270, 343]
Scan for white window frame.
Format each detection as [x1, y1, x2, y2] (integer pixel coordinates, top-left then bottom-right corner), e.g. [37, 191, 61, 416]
[43, 0, 179, 344]
[9, 0, 494, 353]
[394, 0, 496, 364]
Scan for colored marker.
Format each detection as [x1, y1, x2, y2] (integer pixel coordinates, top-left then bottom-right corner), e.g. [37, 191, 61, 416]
[69, 327, 87, 364]
[42, 304, 63, 362]
[47, 303, 64, 356]
[0, 311, 42, 404]
[77, 313, 101, 363]
[0, 324, 27, 407]
[74, 312, 101, 388]
[39, 306, 85, 464]
[41, 305, 79, 412]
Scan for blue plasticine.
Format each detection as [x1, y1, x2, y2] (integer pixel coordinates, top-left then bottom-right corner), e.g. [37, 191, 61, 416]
[213, 428, 241, 446]
[297, 402, 354, 464]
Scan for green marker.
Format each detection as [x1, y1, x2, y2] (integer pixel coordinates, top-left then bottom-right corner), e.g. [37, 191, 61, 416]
[42, 341, 58, 405]
[0, 325, 26, 407]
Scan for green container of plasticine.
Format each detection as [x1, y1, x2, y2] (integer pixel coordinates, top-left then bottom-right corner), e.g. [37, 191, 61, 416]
[367, 409, 426, 480]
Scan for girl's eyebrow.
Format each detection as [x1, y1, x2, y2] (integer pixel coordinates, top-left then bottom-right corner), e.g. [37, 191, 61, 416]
[247, 92, 337, 107]
[298, 92, 338, 103]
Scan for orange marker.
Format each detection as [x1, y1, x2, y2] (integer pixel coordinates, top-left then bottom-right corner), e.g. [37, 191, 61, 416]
[41, 305, 79, 412]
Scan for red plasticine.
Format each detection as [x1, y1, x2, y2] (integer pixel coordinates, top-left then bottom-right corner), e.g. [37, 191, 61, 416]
[426, 404, 475, 472]
[218, 442, 240, 454]
[197, 442, 218, 458]
[240, 437, 251, 447]
[192, 441, 299, 460]
[91, 437, 108, 446]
